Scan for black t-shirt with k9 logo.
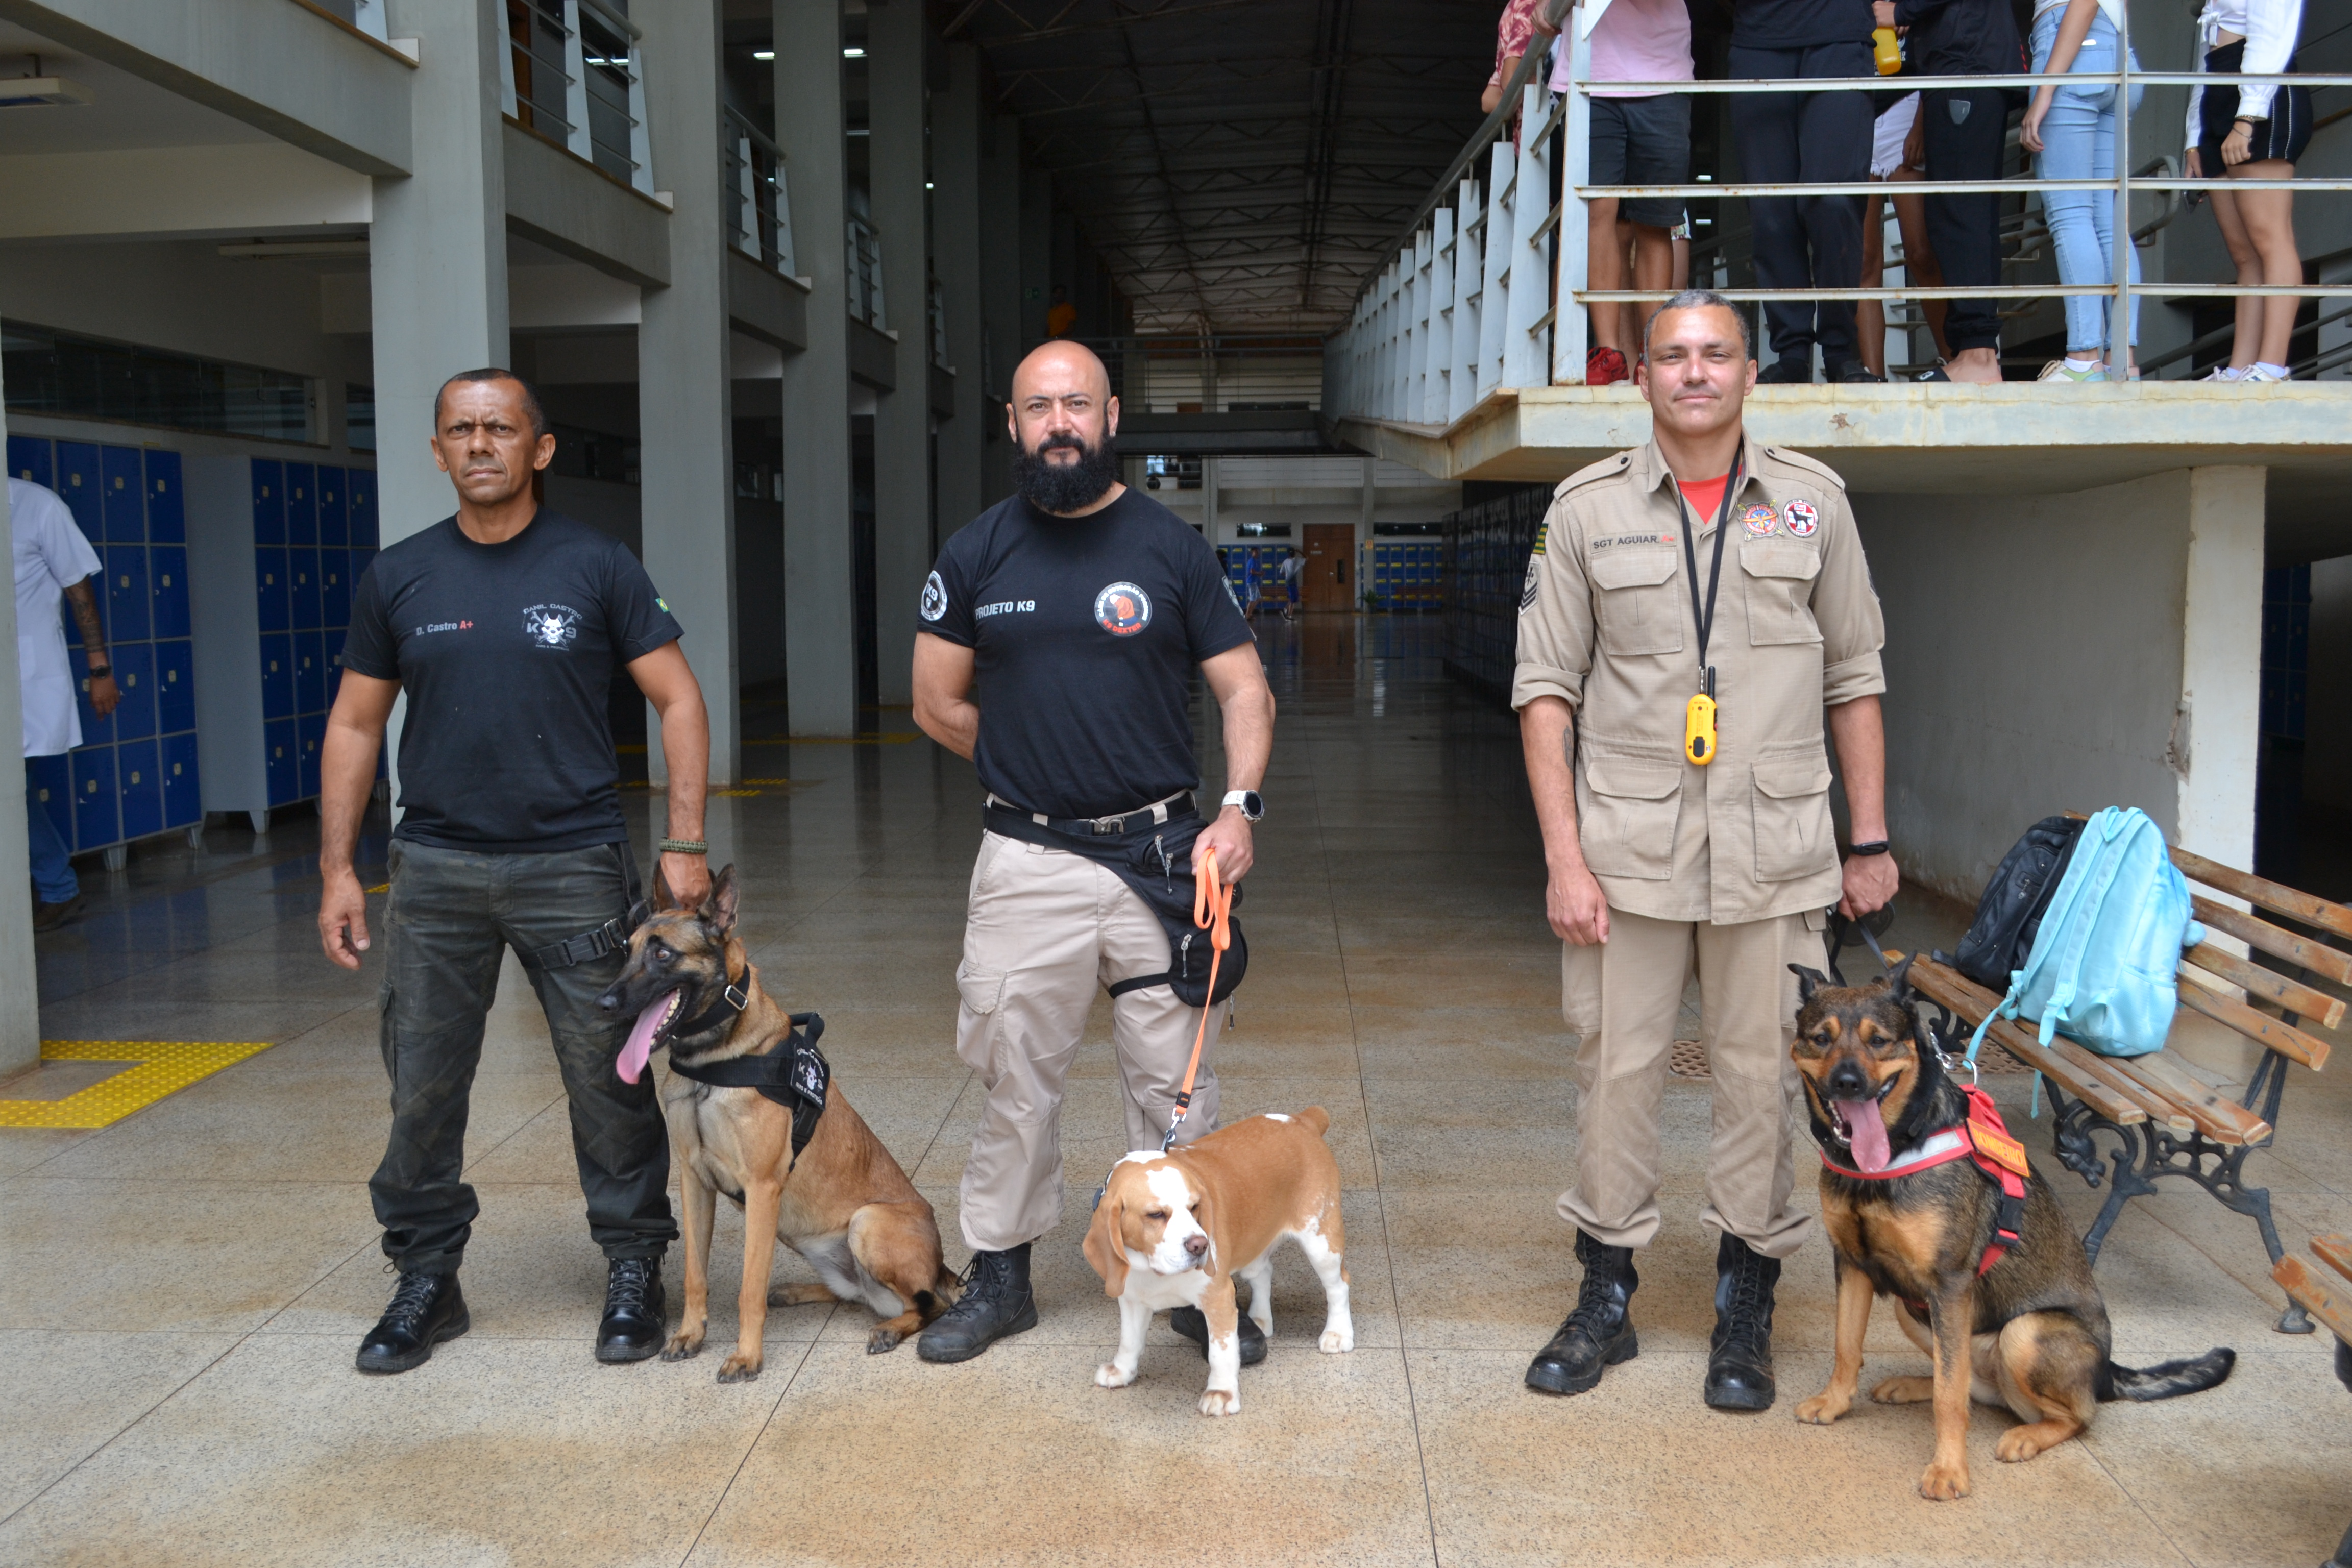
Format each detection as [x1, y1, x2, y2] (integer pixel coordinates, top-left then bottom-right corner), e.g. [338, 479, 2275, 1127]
[341, 510, 683, 851]
[922, 488, 1253, 819]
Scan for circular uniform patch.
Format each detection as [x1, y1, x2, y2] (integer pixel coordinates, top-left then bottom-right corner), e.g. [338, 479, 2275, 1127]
[1782, 499, 1820, 538]
[1739, 502, 1779, 537]
[920, 570, 947, 622]
[1094, 581, 1152, 636]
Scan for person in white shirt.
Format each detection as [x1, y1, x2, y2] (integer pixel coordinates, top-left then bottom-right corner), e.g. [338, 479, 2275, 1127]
[2185, 0, 2311, 381]
[1279, 548, 1304, 622]
[11, 477, 116, 929]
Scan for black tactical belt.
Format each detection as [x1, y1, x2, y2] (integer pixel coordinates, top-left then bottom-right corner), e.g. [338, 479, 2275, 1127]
[985, 790, 1194, 838]
[522, 898, 651, 972]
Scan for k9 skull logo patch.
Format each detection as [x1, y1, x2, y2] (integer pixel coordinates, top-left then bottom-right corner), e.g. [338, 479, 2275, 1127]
[920, 570, 948, 622]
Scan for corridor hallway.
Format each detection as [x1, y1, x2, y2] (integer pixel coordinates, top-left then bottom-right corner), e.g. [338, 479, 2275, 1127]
[4, 618, 2348, 1567]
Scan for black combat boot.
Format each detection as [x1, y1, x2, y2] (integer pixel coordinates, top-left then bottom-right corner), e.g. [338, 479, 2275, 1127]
[1526, 1230, 1639, 1395]
[918, 1243, 1039, 1363]
[595, 1257, 668, 1363]
[355, 1270, 469, 1375]
[1705, 1232, 1781, 1411]
[1169, 1303, 1268, 1365]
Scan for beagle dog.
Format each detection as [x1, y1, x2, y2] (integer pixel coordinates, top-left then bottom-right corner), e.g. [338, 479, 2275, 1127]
[1081, 1107, 1353, 1416]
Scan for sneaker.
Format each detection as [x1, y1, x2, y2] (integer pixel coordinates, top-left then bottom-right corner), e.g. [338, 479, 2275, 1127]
[1832, 361, 1886, 384]
[2038, 359, 2107, 383]
[2200, 364, 2248, 382]
[1585, 345, 1630, 386]
[31, 895, 83, 933]
[2240, 363, 2290, 383]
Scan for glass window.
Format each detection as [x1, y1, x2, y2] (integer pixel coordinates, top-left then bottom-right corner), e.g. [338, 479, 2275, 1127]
[3, 320, 316, 443]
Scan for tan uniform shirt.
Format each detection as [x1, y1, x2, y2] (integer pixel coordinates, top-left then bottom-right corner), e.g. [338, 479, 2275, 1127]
[1512, 436, 1886, 926]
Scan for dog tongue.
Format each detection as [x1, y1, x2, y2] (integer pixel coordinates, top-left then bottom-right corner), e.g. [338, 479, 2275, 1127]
[617, 992, 677, 1085]
[1837, 1097, 1892, 1173]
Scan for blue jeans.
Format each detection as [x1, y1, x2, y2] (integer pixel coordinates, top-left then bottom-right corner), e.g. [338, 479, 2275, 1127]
[23, 757, 76, 903]
[2031, 10, 2144, 352]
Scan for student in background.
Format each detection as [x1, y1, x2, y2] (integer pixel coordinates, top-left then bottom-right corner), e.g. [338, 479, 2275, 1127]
[1483, 0, 1561, 116]
[2187, 0, 2311, 381]
[2021, 0, 2144, 382]
[1856, 92, 1953, 377]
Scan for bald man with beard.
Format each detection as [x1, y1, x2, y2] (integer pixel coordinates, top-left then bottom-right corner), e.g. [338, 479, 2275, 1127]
[910, 341, 1277, 1364]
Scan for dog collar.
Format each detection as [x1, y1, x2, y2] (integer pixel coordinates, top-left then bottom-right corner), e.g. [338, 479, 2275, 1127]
[669, 961, 750, 1042]
[1817, 1125, 1971, 1181]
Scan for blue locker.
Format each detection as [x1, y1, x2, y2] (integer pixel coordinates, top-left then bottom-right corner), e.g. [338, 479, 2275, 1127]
[54, 442, 102, 537]
[73, 667, 113, 748]
[8, 434, 50, 488]
[156, 640, 196, 734]
[284, 462, 316, 547]
[161, 732, 202, 828]
[251, 458, 285, 546]
[259, 633, 295, 720]
[150, 545, 191, 639]
[145, 450, 184, 542]
[347, 470, 377, 548]
[298, 711, 326, 798]
[317, 466, 348, 548]
[324, 626, 347, 707]
[101, 446, 145, 542]
[116, 739, 163, 840]
[255, 547, 290, 633]
[71, 745, 118, 850]
[319, 547, 351, 628]
[264, 719, 299, 806]
[110, 643, 157, 741]
[105, 544, 150, 642]
[288, 546, 321, 631]
[27, 752, 71, 846]
[293, 629, 326, 715]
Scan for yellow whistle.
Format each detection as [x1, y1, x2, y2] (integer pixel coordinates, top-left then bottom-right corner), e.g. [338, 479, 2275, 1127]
[1872, 26, 1902, 74]
[1685, 692, 1718, 766]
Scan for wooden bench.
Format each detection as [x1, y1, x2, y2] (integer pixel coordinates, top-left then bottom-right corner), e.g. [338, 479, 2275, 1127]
[1878, 836, 2346, 1335]
[2271, 1236, 2352, 1567]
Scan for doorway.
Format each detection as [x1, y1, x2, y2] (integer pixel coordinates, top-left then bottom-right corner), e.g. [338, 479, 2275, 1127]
[1302, 523, 1354, 612]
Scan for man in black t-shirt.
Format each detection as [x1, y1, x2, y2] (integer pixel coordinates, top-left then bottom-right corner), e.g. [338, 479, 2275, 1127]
[316, 369, 715, 1375]
[909, 341, 1276, 1366]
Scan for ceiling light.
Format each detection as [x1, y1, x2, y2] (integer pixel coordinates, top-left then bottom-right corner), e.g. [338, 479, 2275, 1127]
[925, 182, 934, 190]
[753, 49, 774, 60]
[843, 46, 865, 57]
[0, 76, 90, 108]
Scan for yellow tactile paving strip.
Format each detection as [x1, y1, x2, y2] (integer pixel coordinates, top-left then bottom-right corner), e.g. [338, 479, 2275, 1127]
[0, 1040, 273, 1130]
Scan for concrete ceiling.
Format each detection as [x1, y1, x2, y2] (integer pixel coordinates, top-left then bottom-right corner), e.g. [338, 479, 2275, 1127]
[0, 21, 273, 155]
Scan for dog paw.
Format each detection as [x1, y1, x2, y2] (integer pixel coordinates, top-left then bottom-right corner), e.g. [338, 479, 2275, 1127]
[1794, 1393, 1850, 1426]
[660, 1331, 704, 1362]
[1871, 1376, 1935, 1405]
[1917, 1462, 1972, 1501]
[716, 1354, 763, 1384]
[1319, 1328, 1353, 1354]
[1996, 1426, 2068, 1464]
[1198, 1388, 1240, 1417]
[866, 1328, 903, 1355]
[1096, 1362, 1137, 1389]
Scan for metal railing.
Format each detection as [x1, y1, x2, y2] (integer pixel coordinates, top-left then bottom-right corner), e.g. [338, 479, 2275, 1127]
[848, 217, 887, 330]
[1330, 3, 2352, 416]
[724, 106, 796, 275]
[500, 0, 653, 195]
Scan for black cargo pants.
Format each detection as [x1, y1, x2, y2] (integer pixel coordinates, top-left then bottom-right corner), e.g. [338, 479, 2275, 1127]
[371, 839, 676, 1275]
[1728, 39, 1875, 372]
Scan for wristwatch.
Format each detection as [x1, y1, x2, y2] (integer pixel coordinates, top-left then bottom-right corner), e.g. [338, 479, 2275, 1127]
[86, 665, 111, 680]
[1222, 790, 1264, 822]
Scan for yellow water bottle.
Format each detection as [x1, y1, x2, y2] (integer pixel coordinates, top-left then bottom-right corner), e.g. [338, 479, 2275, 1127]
[1872, 26, 1902, 74]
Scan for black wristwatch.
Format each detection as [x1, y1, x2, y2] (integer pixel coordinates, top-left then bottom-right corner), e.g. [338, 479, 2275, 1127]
[1222, 789, 1265, 823]
[86, 665, 111, 680]
[1848, 840, 1891, 857]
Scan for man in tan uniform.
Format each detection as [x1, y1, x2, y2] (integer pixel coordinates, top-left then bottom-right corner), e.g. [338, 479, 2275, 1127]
[1514, 289, 1898, 1411]
[910, 341, 1276, 1364]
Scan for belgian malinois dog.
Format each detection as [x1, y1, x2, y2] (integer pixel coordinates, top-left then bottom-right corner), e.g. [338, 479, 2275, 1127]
[598, 866, 958, 1380]
[1787, 957, 2234, 1500]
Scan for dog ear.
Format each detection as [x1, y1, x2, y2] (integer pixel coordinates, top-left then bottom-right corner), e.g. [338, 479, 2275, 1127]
[1788, 964, 1830, 1001]
[651, 866, 678, 912]
[1188, 1171, 1218, 1278]
[1882, 951, 1918, 1004]
[1082, 1188, 1129, 1298]
[705, 864, 740, 936]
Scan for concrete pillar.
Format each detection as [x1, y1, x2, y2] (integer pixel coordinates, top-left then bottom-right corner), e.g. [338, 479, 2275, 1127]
[776, 0, 857, 736]
[979, 115, 1024, 505]
[868, 0, 929, 705]
[0, 383, 38, 1076]
[374, 0, 510, 547]
[639, 0, 739, 782]
[1853, 466, 2266, 904]
[933, 43, 986, 537]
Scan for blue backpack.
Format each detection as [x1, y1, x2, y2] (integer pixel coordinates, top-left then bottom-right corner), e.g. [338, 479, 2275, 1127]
[1968, 807, 2204, 1063]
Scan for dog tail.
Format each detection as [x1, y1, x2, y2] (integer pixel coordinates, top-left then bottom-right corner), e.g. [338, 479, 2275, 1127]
[1295, 1105, 1331, 1138]
[2099, 1346, 2236, 1402]
[930, 1263, 965, 1307]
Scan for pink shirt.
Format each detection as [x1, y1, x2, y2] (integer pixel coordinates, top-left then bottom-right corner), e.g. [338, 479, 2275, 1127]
[1551, 0, 1695, 98]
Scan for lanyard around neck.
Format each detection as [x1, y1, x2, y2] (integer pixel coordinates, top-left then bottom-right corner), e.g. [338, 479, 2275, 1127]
[1674, 450, 1744, 681]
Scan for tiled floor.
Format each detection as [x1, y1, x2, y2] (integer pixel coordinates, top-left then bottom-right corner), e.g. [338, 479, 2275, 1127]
[4, 616, 2348, 1566]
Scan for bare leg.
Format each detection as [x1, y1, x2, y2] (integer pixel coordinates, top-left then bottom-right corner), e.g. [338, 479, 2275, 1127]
[1631, 223, 1674, 357]
[2226, 165, 2302, 368]
[1858, 191, 1889, 377]
[1889, 173, 1950, 362]
[2207, 186, 2264, 369]
[1587, 196, 1626, 354]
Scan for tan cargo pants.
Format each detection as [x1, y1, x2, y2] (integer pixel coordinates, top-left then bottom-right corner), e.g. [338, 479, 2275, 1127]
[954, 830, 1224, 1253]
[1557, 905, 1824, 1259]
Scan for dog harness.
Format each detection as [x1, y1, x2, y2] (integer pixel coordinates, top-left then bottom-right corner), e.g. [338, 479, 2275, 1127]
[667, 1008, 832, 1170]
[1820, 1083, 2032, 1278]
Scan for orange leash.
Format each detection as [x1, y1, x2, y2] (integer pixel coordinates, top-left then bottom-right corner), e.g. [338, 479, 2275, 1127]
[1162, 847, 1232, 1152]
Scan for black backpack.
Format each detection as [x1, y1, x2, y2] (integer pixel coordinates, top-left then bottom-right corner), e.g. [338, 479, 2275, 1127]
[1949, 814, 2087, 991]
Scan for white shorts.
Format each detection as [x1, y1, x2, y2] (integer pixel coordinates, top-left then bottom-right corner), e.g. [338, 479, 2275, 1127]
[1870, 92, 1921, 179]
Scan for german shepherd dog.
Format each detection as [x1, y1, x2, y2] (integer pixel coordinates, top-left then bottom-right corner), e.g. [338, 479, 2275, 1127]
[1787, 957, 2234, 1500]
[597, 867, 959, 1380]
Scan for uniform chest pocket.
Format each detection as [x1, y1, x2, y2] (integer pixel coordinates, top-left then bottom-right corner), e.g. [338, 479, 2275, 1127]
[1578, 757, 1683, 880]
[1588, 548, 1684, 657]
[1741, 541, 1822, 647]
[1751, 754, 1836, 883]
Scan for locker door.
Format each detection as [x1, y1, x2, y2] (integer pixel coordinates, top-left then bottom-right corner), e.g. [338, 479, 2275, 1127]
[72, 745, 119, 850]
[255, 548, 290, 633]
[74, 665, 114, 748]
[106, 545, 151, 642]
[251, 458, 285, 546]
[284, 462, 316, 547]
[145, 450, 185, 542]
[110, 642, 157, 740]
[316, 466, 348, 548]
[8, 434, 51, 487]
[293, 629, 326, 715]
[324, 626, 346, 707]
[288, 546, 321, 631]
[347, 469, 378, 549]
[27, 753, 71, 846]
[161, 732, 203, 828]
[298, 711, 327, 798]
[155, 640, 197, 734]
[150, 545, 191, 639]
[319, 547, 351, 628]
[55, 442, 102, 537]
[264, 719, 300, 806]
[259, 633, 295, 720]
[101, 446, 146, 542]
[116, 738, 163, 840]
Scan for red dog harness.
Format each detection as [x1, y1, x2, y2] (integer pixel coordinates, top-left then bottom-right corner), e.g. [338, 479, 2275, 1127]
[1820, 1083, 2032, 1277]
